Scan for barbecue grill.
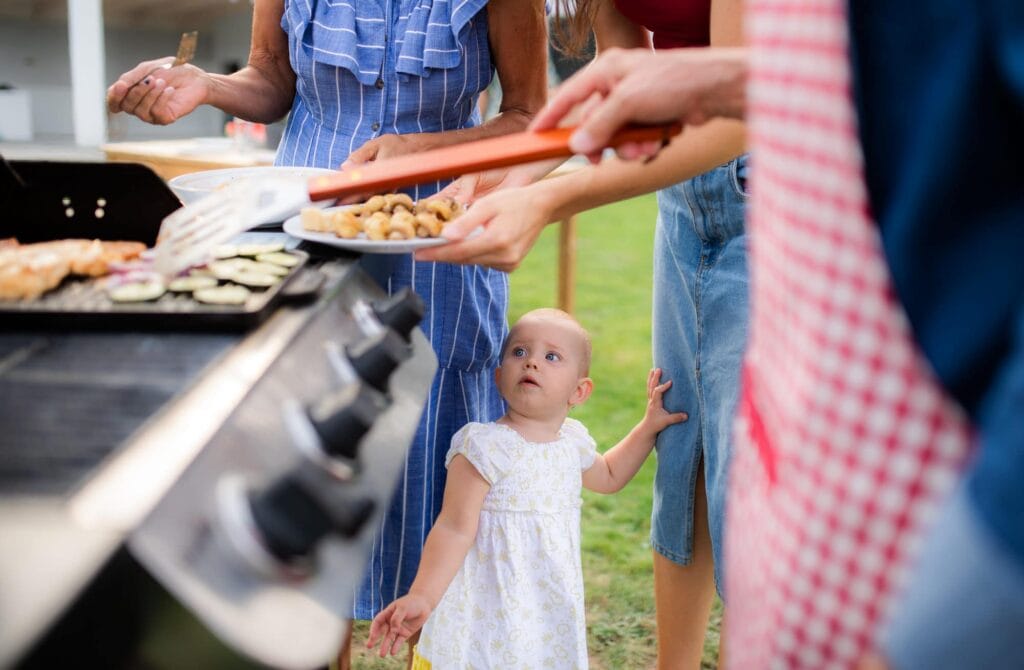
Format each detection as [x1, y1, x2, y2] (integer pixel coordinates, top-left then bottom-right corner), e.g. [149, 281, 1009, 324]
[0, 160, 438, 669]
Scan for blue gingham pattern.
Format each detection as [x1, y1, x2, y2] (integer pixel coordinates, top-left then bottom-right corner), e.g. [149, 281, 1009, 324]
[276, 0, 509, 620]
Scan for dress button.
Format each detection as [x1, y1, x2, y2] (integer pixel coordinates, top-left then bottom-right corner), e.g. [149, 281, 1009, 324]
[375, 78, 384, 89]
[371, 122, 381, 131]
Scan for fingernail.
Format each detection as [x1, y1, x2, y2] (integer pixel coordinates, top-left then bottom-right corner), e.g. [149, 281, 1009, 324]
[569, 128, 597, 154]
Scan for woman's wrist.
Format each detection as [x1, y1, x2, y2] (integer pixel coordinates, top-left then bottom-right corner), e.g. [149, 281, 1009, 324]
[536, 172, 585, 223]
[203, 69, 293, 123]
[200, 71, 228, 109]
[485, 107, 535, 133]
[700, 49, 748, 121]
[431, 110, 531, 149]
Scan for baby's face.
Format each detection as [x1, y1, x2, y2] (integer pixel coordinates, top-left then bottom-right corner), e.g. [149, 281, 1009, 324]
[497, 316, 589, 419]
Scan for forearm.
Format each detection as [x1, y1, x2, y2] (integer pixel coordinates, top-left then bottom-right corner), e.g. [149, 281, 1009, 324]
[203, 65, 295, 123]
[586, 423, 659, 494]
[438, 0, 546, 146]
[406, 521, 476, 608]
[593, 0, 651, 51]
[410, 107, 537, 150]
[535, 118, 745, 222]
[204, 0, 295, 122]
[688, 47, 748, 121]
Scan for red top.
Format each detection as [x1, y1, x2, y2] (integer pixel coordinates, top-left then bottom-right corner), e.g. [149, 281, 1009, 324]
[612, 0, 711, 49]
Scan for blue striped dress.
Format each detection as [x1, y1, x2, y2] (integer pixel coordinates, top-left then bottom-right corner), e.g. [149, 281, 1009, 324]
[277, 0, 508, 619]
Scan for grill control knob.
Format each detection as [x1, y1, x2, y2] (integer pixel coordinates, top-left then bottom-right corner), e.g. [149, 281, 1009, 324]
[248, 475, 331, 562]
[347, 329, 410, 392]
[330, 496, 375, 538]
[248, 472, 376, 563]
[372, 288, 425, 341]
[308, 382, 386, 461]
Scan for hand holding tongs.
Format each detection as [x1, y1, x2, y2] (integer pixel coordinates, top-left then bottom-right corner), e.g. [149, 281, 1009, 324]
[153, 122, 682, 276]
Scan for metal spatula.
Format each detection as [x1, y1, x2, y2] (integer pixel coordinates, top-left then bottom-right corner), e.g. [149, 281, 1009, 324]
[154, 122, 681, 276]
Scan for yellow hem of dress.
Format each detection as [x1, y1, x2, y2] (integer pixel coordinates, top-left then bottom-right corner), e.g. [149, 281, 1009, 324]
[411, 646, 431, 669]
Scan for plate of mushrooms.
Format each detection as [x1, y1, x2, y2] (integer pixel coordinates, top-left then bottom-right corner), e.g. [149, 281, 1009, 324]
[282, 193, 462, 254]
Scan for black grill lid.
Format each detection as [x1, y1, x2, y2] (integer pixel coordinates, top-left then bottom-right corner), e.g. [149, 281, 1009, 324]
[0, 158, 181, 246]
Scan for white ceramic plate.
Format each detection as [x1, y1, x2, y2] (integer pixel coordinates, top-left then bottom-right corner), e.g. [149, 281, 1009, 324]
[168, 166, 338, 227]
[282, 208, 449, 254]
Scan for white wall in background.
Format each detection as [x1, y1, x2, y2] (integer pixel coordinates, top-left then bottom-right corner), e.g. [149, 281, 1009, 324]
[68, 0, 106, 146]
[0, 89, 33, 141]
[0, 11, 255, 143]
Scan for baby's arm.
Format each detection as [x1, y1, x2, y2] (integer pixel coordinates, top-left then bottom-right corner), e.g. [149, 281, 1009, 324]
[367, 454, 490, 657]
[582, 368, 688, 494]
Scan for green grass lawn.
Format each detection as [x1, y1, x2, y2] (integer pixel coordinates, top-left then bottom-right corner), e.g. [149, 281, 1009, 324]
[351, 193, 722, 668]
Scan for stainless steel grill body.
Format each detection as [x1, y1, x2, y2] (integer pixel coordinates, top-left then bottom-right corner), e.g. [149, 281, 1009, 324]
[1, 246, 437, 669]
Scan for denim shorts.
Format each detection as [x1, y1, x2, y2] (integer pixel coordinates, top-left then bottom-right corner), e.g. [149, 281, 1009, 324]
[650, 154, 750, 594]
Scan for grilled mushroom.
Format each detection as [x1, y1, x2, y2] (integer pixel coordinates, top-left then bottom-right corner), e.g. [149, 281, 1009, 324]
[300, 207, 331, 232]
[389, 210, 417, 239]
[331, 209, 362, 239]
[384, 193, 415, 212]
[361, 195, 387, 215]
[415, 211, 444, 238]
[424, 198, 455, 221]
[364, 211, 391, 240]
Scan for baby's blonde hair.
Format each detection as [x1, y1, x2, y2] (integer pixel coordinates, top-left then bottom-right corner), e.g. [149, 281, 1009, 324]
[502, 308, 592, 376]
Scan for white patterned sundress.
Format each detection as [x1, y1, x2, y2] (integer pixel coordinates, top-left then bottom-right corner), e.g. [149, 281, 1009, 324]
[415, 419, 597, 669]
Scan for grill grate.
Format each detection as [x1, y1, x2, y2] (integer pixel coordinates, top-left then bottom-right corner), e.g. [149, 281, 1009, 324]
[0, 333, 235, 493]
[0, 250, 311, 331]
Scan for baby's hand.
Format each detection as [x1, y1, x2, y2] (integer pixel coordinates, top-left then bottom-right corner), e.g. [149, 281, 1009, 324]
[367, 593, 432, 657]
[643, 368, 688, 434]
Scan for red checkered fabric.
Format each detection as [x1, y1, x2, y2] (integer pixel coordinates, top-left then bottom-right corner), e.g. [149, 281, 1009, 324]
[724, 1, 973, 667]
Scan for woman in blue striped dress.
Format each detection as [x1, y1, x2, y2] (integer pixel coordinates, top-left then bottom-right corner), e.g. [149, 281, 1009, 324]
[106, 0, 548, 661]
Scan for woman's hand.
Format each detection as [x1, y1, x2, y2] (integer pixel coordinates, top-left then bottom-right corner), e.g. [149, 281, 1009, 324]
[414, 184, 555, 271]
[366, 593, 433, 657]
[106, 58, 211, 125]
[332, 133, 447, 203]
[435, 169, 515, 205]
[106, 1, 298, 126]
[532, 47, 748, 161]
[342, 132, 443, 168]
[641, 368, 688, 434]
[437, 159, 560, 206]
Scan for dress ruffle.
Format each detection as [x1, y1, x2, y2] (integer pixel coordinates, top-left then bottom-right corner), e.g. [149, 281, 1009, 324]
[282, 0, 488, 87]
[396, 0, 489, 77]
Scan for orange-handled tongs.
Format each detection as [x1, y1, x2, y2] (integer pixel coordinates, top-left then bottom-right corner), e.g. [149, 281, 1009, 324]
[155, 123, 682, 276]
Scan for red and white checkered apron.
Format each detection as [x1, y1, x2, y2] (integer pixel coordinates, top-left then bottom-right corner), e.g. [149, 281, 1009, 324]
[724, 1, 973, 667]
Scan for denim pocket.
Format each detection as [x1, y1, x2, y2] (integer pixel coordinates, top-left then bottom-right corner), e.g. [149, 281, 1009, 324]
[730, 153, 751, 199]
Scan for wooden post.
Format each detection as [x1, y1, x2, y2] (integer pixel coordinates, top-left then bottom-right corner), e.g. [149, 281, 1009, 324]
[542, 161, 584, 315]
[557, 214, 577, 314]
